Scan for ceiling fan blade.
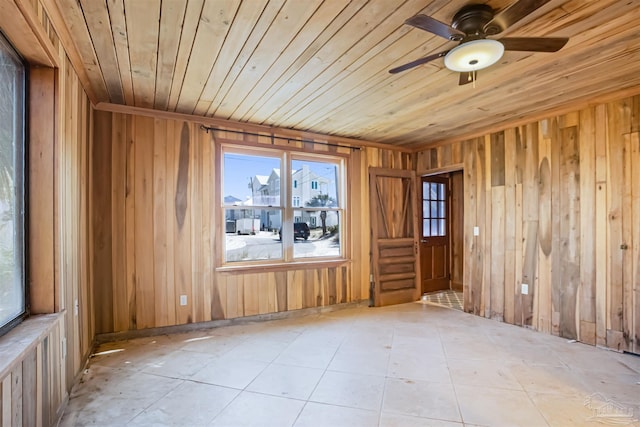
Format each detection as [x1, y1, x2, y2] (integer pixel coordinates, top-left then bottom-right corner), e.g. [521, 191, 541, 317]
[389, 51, 449, 74]
[485, 0, 551, 34]
[459, 71, 475, 86]
[405, 14, 464, 40]
[500, 37, 569, 52]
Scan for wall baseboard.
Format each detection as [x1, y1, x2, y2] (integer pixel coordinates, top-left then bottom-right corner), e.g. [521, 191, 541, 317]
[94, 300, 370, 345]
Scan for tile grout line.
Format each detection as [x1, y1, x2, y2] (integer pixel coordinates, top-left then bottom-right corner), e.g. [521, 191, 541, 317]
[377, 325, 396, 427]
[437, 318, 466, 426]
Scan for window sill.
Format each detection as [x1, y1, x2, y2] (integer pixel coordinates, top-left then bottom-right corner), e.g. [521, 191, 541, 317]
[216, 258, 351, 274]
[0, 312, 63, 380]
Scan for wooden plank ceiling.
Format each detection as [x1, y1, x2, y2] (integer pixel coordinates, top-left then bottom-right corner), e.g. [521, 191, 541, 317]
[53, 0, 640, 147]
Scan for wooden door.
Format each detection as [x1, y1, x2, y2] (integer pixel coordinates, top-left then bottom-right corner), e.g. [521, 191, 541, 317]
[369, 168, 419, 306]
[420, 176, 450, 294]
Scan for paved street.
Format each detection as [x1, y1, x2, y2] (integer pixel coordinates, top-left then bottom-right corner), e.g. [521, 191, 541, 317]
[225, 231, 339, 262]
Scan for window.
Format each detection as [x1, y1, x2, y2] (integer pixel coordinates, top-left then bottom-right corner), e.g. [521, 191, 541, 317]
[0, 32, 26, 334]
[291, 159, 340, 259]
[422, 179, 446, 237]
[222, 147, 344, 263]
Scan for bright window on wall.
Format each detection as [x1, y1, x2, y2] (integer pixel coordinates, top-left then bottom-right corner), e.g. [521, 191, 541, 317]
[222, 147, 344, 264]
[0, 32, 26, 335]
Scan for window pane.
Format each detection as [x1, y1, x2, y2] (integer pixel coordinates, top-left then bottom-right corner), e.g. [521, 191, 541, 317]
[430, 201, 438, 218]
[292, 159, 339, 208]
[439, 201, 446, 218]
[422, 201, 429, 218]
[224, 209, 282, 262]
[423, 219, 430, 237]
[430, 183, 438, 200]
[439, 219, 446, 236]
[0, 34, 25, 330]
[431, 220, 439, 236]
[438, 183, 446, 200]
[422, 182, 429, 198]
[293, 211, 341, 259]
[223, 153, 280, 206]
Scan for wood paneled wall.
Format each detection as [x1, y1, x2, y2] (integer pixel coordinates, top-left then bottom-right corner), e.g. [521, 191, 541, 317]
[1, 0, 94, 425]
[416, 94, 640, 353]
[0, 315, 66, 427]
[91, 110, 412, 334]
[57, 52, 93, 386]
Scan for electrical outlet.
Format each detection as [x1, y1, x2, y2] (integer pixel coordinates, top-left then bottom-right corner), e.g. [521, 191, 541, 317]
[473, 226, 480, 236]
[521, 283, 529, 295]
[180, 295, 187, 306]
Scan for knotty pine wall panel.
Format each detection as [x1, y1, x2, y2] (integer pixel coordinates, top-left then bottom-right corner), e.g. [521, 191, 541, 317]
[91, 112, 410, 333]
[416, 94, 640, 353]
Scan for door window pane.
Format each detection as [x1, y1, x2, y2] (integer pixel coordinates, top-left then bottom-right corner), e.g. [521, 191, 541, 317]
[431, 220, 439, 236]
[430, 201, 438, 218]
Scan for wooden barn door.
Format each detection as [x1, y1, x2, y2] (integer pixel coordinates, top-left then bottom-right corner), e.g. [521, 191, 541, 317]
[369, 168, 419, 306]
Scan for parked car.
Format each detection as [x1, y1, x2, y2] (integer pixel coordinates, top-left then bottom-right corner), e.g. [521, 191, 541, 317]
[279, 222, 310, 240]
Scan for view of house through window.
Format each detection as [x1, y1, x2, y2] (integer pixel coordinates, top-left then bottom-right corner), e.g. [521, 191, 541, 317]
[290, 159, 340, 259]
[0, 32, 26, 333]
[222, 149, 342, 263]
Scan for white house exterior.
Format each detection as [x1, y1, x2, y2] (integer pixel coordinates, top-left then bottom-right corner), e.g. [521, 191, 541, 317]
[290, 165, 337, 228]
[249, 165, 337, 230]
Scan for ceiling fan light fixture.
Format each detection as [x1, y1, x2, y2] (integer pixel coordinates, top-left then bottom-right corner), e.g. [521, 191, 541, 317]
[444, 39, 504, 72]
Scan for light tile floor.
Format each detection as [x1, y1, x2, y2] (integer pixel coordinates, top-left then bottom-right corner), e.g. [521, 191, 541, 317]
[59, 303, 640, 427]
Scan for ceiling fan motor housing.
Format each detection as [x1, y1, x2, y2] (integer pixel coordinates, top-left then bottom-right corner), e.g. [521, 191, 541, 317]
[451, 4, 501, 39]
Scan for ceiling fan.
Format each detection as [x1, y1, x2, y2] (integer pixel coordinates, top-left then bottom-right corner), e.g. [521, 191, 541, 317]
[389, 0, 569, 85]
